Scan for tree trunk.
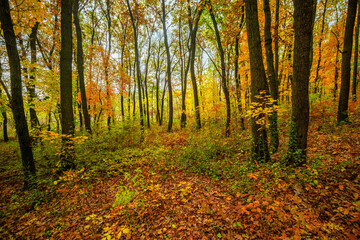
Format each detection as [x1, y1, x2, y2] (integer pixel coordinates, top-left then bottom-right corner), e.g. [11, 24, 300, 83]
[263, 0, 279, 152]
[2, 111, 9, 142]
[29, 22, 40, 129]
[126, 0, 144, 140]
[245, 0, 270, 162]
[188, 1, 204, 130]
[0, 0, 36, 187]
[209, 1, 231, 137]
[274, 0, 279, 80]
[0, 67, 9, 142]
[286, 0, 314, 165]
[234, 8, 245, 130]
[73, 0, 91, 134]
[60, 0, 75, 170]
[337, 0, 357, 123]
[162, 0, 174, 132]
[144, 29, 152, 129]
[309, 0, 318, 68]
[314, 0, 328, 94]
[352, 2, 360, 102]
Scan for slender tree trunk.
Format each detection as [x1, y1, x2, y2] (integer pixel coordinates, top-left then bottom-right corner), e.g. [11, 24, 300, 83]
[286, 0, 314, 165]
[314, 0, 328, 94]
[0, 0, 36, 187]
[263, 0, 279, 152]
[309, 0, 318, 68]
[47, 110, 51, 131]
[337, 0, 357, 123]
[144, 30, 152, 128]
[234, 8, 245, 130]
[275, 0, 280, 80]
[126, 0, 144, 140]
[245, 0, 270, 162]
[2, 111, 9, 142]
[179, 10, 190, 129]
[162, 0, 174, 132]
[105, 0, 112, 130]
[29, 22, 40, 129]
[352, 2, 360, 102]
[235, 34, 245, 130]
[0, 67, 9, 142]
[74, 0, 91, 134]
[188, 1, 204, 129]
[60, 0, 75, 170]
[209, 1, 231, 137]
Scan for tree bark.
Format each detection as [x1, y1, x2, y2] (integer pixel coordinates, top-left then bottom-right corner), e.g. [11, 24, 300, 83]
[234, 8, 245, 130]
[60, 0, 75, 170]
[245, 0, 270, 162]
[286, 0, 314, 165]
[29, 22, 40, 129]
[0, 0, 36, 187]
[144, 29, 152, 129]
[0, 64, 9, 142]
[274, 0, 280, 80]
[263, 0, 279, 152]
[126, 0, 144, 140]
[188, 0, 204, 130]
[314, 0, 328, 94]
[352, 1, 360, 102]
[337, 0, 357, 123]
[73, 0, 91, 134]
[162, 0, 173, 132]
[209, 1, 231, 137]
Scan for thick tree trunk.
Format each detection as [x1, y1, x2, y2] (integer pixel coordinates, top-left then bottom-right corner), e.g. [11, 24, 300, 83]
[73, 0, 91, 134]
[337, 0, 357, 123]
[245, 0, 270, 162]
[60, 0, 75, 170]
[286, 0, 314, 165]
[0, 0, 36, 187]
[263, 0, 279, 152]
[209, 1, 231, 137]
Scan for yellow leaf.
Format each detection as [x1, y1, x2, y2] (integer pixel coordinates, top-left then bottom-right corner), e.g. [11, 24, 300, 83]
[122, 228, 130, 234]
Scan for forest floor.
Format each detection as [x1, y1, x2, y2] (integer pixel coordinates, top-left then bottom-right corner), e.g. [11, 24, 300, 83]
[0, 111, 360, 239]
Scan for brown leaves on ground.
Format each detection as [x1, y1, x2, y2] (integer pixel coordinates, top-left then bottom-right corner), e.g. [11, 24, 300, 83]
[0, 122, 359, 239]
